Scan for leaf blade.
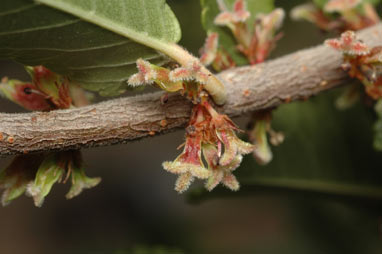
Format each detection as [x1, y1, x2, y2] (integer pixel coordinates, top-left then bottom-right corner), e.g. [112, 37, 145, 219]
[36, 0, 181, 46]
[0, 0, 181, 96]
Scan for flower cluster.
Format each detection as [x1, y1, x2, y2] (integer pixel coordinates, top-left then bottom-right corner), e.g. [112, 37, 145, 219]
[326, 30, 382, 149]
[215, 0, 250, 25]
[200, 32, 236, 72]
[0, 155, 43, 206]
[200, 0, 285, 69]
[248, 111, 284, 165]
[129, 54, 254, 192]
[325, 30, 369, 56]
[200, 0, 286, 166]
[129, 58, 215, 102]
[128, 59, 182, 91]
[0, 151, 100, 207]
[291, 0, 380, 32]
[325, 31, 382, 100]
[0, 66, 100, 207]
[0, 66, 72, 111]
[163, 99, 253, 193]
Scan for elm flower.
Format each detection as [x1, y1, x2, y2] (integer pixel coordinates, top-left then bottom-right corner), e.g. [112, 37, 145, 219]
[203, 144, 242, 191]
[26, 151, 101, 207]
[169, 60, 210, 85]
[26, 153, 66, 207]
[199, 33, 236, 72]
[65, 151, 101, 199]
[200, 32, 219, 66]
[0, 154, 44, 206]
[248, 111, 284, 165]
[128, 58, 183, 92]
[163, 134, 211, 193]
[325, 30, 369, 56]
[214, 0, 250, 28]
[0, 78, 52, 111]
[25, 66, 72, 109]
[253, 8, 285, 63]
[163, 100, 254, 193]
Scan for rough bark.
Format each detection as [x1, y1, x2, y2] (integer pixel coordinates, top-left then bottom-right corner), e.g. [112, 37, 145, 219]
[0, 24, 381, 156]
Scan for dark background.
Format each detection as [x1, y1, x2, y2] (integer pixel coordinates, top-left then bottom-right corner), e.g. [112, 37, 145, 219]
[0, 0, 381, 253]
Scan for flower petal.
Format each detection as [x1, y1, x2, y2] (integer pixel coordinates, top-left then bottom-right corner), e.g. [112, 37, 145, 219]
[222, 155, 243, 172]
[214, 12, 236, 25]
[127, 73, 146, 87]
[205, 170, 224, 191]
[65, 166, 101, 199]
[217, 130, 238, 166]
[222, 173, 240, 191]
[162, 161, 189, 174]
[175, 172, 194, 193]
[0, 154, 43, 206]
[26, 154, 65, 207]
[200, 33, 219, 66]
[169, 67, 193, 82]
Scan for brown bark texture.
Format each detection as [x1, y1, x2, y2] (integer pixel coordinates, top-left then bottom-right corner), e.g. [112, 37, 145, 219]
[0, 24, 381, 156]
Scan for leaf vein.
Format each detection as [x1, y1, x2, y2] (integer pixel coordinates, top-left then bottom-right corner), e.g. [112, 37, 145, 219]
[0, 4, 36, 17]
[0, 19, 80, 36]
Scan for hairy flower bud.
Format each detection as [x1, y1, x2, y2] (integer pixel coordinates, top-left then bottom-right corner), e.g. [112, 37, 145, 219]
[163, 101, 253, 193]
[26, 153, 65, 207]
[325, 31, 369, 56]
[0, 155, 44, 206]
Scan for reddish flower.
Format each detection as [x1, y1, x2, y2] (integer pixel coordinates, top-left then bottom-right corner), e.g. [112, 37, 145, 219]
[203, 144, 242, 191]
[0, 66, 73, 111]
[163, 100, 253, 193]
[200, 33, 219, 66]
[325, 30, 369, 56]
[214, 0, 250, 26]
[0, 77, 52, 111]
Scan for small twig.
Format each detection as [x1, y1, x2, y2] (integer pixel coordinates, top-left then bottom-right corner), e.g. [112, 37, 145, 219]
[0, 24, 381, 156]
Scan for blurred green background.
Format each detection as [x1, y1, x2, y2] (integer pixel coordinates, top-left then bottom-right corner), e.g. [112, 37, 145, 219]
[0, 0, 382, 253]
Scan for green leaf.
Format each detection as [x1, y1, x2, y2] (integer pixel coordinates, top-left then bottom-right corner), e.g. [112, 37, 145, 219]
[200, 0, 274, 65]
[189, 91, 382, 202]
[0, 0, 181, 96]
[313, 0, 328, 8]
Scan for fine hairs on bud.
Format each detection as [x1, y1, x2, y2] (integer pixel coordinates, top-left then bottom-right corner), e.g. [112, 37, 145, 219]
[169, 67, 193, 82]
[222, 173, 240, 191]
[200, 33, 219, 66]
[214, 0, 250, 25]
[175, 172, 194, 193]
[325, 30, 370, 56]
[169, 59, 209, 84]
[26, 183, 44, 207]
[258, 8, 285, 30]
[128, 58, 157, 87]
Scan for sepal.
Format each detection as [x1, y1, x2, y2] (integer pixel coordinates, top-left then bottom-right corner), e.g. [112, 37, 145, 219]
[26, 153, 65, 207]
[0, 155, 44, 206]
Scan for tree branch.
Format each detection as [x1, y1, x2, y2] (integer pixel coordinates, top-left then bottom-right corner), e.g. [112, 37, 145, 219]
[0, 24, 381, 156]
